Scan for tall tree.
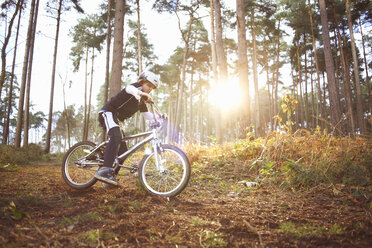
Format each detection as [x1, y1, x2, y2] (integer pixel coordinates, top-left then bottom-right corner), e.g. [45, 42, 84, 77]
[153, 0, 203, 141]
[307, 0, 323, 128]
[103, 0, 112, 105]
[15, 0, 36, 148]
[23, 0, 40, 147]
[3, 1, 23, 145]
[136, 0, 142, 74]
[213, 0, 226, 142]
[319, 0, 342, 131]
[250, 6, 261, 135]
[0, 0, 23, 104]
[209, 0, 221, 142]
[109, 0, 126, 98]
[346, 0, 365, 134]
[236, 0, 250, 136]
[70, 14, 105, 141]
[45, 0, 84, 153]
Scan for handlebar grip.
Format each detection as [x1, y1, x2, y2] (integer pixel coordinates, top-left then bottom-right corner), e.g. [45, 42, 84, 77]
[141, 95, 153, 104]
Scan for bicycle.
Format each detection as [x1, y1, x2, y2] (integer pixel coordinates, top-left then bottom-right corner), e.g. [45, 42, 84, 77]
[61, 102, 191, 197]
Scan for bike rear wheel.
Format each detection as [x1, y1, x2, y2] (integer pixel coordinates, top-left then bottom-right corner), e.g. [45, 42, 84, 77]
[62, 141, 101, 189]
[138, 144, 191, 197]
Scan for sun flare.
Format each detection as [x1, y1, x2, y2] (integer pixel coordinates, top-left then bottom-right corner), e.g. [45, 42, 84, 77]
[208, 79, 242, 113]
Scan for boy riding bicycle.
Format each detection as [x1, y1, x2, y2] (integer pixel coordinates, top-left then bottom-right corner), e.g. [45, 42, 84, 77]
[96, 70, 162, 186]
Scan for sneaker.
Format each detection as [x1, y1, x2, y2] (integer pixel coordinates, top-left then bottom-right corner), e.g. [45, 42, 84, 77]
[95, 167, 119, 186]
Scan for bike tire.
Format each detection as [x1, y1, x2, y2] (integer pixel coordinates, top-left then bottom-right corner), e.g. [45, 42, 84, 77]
[62, 141, 99, 190]
[138, 144, 191, 197]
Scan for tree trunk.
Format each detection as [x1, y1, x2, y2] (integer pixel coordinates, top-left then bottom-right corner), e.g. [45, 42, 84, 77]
[251, 8, 261, 136]
[109, 0, 126, 98]
[83, 47, 89, 140]
[273, 18, 281, 131]
[62, 80, 71, 148]
[346, 0, 365, 134]
[174, 12, 193, 139]
[319, 0, 342, 131]
[3, 2, 22, 145]
[308, 0, 323, 128]
[23, 0, 40, 147]
[0, 0, 23, 103]
[304, 33, 309, 129]
[310, 55, 315, 128]
[86, 48, 95, 141]
[210, 0, 221, 143]
[236, 0, 250, 136]
[189, 64, 194, 140]
[296, 36, 304, 128]
[265, 50, 272, 130]
[45, 0, 62, 153]
[359, 18, 371, 129]
[136, 0, 142, 74]
[104, 0, 112, 104]
[214, 0, 227, 142]
[334, 11, 355, 134]
[15, 0, 36, 148]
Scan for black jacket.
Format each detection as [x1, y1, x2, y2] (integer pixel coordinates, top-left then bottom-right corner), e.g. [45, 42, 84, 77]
[101, 83, 148, 121]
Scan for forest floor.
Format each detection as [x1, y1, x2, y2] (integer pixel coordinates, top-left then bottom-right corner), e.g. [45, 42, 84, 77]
[0, 160, 371, 248]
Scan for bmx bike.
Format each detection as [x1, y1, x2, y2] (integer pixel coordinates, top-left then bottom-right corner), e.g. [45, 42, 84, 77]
[61, 102, 190, 197]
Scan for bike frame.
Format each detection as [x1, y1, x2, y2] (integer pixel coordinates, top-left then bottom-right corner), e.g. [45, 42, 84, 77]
[81, 103, 164, 170]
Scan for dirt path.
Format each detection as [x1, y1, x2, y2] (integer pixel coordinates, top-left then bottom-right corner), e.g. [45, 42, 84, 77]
[1, 164, 371, 247]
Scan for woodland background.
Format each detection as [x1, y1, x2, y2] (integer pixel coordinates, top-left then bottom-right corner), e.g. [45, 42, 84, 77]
[0, 0, 371, 154]
[1, 1, 372, 247]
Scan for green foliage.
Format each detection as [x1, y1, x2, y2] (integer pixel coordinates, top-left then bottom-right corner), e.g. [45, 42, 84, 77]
[279, 221, 345, 238]
[190, 216, 207, 226]
[200, 230, 227, 248]
[279, 221, 325, 238]
[5, 201, 30, 221]
[0, 144, 44, 165]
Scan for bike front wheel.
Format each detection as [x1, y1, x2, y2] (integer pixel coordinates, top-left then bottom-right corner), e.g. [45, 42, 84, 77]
[62, 141, 101, 190]
[138, 144, 191, 197]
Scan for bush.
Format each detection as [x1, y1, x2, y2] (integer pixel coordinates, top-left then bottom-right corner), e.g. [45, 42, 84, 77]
[0, 144, 44, 165]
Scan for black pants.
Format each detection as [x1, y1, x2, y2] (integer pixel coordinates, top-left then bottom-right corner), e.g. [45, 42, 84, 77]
[98, 111, 128, 168]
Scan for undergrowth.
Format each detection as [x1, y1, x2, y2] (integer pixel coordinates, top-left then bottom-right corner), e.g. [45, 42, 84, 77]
[185, 130, 372, 190]
[0, 144, 44, 165]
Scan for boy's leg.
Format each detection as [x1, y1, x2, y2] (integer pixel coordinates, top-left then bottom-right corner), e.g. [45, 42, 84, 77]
[96, 112, 121, 185]
[115, 140, 128, 175]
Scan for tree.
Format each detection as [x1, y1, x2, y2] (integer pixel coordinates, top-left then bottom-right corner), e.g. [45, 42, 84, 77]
[0, 0, 23, 104]
[319, 0, 342, 131]
[236, 0, 250, 136]
[23, 0, 40, 147]
[136, 0, 142, 74]
[0, 73, 19, 144]
[14, 0, 37, 148]
[102, 0, 113, 105]
[153, 0, 204, 142]
[109, 0, 126, 98]
[209, 0, 220, 142]
[346, 0, 365, 134]
[213, 0, 226, 142]
[306, 0, 324, 128]
[70, 14, 105, 141]
[2, 1, 23, 145]
[45, 0, 84, 153]
[123, 20, 157, 75]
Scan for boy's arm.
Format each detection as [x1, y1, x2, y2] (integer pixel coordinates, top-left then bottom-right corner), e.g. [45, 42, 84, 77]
[125, 84, 142, 100]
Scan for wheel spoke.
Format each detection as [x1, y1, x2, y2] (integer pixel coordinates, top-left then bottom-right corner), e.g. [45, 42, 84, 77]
[140, 145, 190, 196]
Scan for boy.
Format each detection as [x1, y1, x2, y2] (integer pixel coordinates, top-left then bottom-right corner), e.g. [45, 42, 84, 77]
[96, 70, 160, 186]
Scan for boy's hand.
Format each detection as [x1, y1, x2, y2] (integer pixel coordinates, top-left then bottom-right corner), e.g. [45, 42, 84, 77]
[140, 92, 153, 103]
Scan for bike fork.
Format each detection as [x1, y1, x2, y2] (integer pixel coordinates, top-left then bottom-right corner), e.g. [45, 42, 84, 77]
[152, 141, 165, 172]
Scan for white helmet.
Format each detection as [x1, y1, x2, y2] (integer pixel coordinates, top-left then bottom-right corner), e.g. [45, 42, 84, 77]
[138, 70, 160, 88]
